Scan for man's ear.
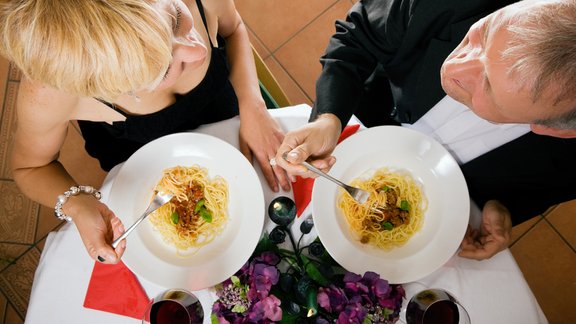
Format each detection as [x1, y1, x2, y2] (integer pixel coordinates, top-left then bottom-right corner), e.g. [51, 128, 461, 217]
[530, 124, 576, 138]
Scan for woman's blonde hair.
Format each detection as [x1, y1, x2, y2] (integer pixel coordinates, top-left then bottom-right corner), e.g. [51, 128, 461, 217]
[0, 0, 173, 101]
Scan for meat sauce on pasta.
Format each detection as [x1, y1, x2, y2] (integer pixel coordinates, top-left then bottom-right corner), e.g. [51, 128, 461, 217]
[338, 167, 427, 250]
[149, 165, 228, 254]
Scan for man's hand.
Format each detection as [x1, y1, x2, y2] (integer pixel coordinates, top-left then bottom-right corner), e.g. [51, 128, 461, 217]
[274, 114, 342, 181]
[459, 200, 512, 260]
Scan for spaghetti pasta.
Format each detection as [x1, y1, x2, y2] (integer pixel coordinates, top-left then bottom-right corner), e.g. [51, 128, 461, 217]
[338, 167, 427, 250]
[149, 165, 228, 253]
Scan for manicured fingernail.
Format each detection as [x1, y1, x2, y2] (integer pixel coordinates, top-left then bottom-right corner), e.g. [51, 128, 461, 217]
[97, 256, 106, 262]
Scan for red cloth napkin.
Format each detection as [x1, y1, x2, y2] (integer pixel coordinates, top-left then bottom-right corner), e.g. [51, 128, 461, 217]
[293, 124, 360, 217]
[84, 260, 152, 320]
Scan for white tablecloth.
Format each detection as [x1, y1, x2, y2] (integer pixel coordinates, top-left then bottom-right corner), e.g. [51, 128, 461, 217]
[25, 104, 547, 324]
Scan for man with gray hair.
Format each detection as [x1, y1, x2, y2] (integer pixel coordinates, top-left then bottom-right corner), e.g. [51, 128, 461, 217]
[274, 0, 576, 260]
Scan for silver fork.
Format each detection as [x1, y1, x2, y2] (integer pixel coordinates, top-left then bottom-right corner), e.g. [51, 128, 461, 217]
[300, 161, 371, 205]
[111, 191, 174, 248]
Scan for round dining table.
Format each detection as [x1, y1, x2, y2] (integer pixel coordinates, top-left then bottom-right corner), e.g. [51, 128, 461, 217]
[24, 104, 548, 324]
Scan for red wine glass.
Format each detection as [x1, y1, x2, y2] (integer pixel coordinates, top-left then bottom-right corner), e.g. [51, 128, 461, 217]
[142, 288, 204, 324]
[404, 288, 471, 324]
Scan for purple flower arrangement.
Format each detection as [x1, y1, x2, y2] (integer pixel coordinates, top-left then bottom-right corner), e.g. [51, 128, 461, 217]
[211, 197, 405, 323]
[211, 251, 283, 323]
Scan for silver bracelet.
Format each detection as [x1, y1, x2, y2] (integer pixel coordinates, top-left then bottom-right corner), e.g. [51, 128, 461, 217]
[54, 185, 102, 222]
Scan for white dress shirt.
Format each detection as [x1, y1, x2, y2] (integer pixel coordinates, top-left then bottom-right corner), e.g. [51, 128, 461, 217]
[403, 95, 530, 164]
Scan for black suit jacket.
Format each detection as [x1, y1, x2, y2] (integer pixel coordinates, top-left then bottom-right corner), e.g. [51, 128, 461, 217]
[311, 0, 576, 223]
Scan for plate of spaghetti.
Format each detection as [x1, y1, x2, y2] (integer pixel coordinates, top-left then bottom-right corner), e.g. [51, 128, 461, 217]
[107, 133, 264, 290]
[312, 126, 469, 284]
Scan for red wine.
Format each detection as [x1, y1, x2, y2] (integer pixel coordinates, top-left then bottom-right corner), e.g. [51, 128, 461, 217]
[422, 300, 460, 324]
[150, 300, 190, 324]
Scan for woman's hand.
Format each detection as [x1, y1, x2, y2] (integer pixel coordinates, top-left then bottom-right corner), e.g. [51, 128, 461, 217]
[459, 200, 512, 260]
[275, 113, 342, 181]
[66, 195, 126, 264]
[239, 103, 290, 192]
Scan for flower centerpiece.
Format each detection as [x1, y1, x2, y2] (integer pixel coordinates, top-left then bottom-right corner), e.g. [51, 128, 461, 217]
[211, 197, 405, 323]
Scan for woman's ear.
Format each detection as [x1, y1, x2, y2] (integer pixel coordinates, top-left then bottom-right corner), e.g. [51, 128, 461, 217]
[530, 124, 576, 138]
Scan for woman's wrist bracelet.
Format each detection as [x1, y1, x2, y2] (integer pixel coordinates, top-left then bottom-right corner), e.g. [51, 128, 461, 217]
[54, 185, 102, 222]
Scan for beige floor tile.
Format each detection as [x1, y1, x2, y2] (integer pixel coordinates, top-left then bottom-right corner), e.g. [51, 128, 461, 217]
[0, 81, 19, 180]
[510, 215, 542, 246]
[275, 0, 353, 99]
[58, 124, 107, 188]
[236, 0, 337, 52]
[0, 180, 39, 245]
[546, 199, 576, 250]
[510, 221, 576, 324]
[264, 56, 312, 106]
[246, 27, 270, 61]
[0, 248, 40, 319]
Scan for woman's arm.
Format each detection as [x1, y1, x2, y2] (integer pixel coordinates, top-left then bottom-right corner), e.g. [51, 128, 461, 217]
[12, 78, 126, 263]
[12, 79, 79, 204]
[214, 0, 290, 192]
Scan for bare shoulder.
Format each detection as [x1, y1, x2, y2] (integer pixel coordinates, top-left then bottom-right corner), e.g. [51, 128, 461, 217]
[201, 0, 237, 19]
[17, 78, 79, 132]
[202, 0, 240, 36]
[200, 0, 234, 12]
[13, 78, 78, 167]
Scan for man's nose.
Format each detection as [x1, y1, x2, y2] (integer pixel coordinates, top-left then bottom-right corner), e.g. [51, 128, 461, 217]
[449, 48, 483, 79]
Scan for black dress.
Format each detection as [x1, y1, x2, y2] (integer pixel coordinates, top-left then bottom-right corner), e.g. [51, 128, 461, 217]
[78, 0, 239, 171]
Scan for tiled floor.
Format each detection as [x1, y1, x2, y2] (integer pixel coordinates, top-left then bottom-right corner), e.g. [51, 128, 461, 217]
[0, 0, 575, 323]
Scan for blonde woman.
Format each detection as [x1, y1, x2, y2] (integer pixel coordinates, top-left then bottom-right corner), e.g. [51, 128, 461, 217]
[0, 0, 290, 264]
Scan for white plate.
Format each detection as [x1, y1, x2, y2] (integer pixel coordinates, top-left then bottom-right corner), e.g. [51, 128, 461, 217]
[107, 133, 265, 290]
[312, 126, 469, 284]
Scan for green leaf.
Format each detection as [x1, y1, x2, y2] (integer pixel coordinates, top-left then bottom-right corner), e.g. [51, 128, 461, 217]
[211, 313, 219, 324]
[199, 208, 212, 222]
[231, 275, 241, 287]
[383, 307, 393, 319]
[382, 221, 394, 230]
[400, 200, 410, 211]
[381, 185, 390, 192]
[301, 255, 330, 286]
[231, 304, 247, 313]
[170, 212, 179, 224]
[194, 199, 205, 213]
[362, 316, 372, 324]
[284, 256, 303, 273]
